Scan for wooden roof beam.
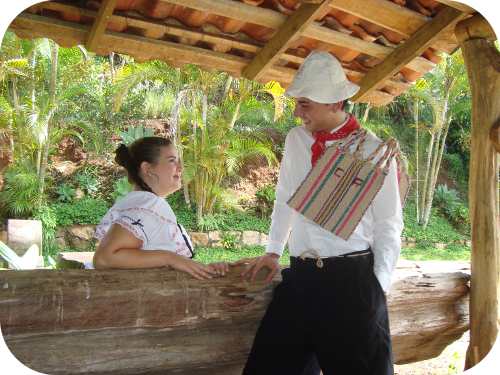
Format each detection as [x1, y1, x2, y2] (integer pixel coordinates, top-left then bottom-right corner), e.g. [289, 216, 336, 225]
[351, 6, 463, 103]
[161, 0, 434, 74]
[86, 0, 117, 52]
[329, 0, 429, 38]
[433, 0, 475, 13]
[242, 0, 332, 81]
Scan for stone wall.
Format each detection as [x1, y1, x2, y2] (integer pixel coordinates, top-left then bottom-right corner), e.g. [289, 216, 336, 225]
[55, 225, 470, 251]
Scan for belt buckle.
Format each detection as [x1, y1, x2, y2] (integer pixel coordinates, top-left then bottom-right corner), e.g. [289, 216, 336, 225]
[316, 258, 324, 268]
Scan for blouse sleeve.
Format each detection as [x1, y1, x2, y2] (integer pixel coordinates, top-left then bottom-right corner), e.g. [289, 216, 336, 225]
[95, 207, 165, 246]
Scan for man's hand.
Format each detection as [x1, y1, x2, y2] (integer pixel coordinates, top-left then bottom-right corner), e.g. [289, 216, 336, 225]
[208, 262, 230, 276]
[233, 253, 280, 283]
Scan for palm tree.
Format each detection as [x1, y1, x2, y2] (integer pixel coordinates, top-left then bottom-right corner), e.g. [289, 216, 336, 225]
[412, 51, 469, 227]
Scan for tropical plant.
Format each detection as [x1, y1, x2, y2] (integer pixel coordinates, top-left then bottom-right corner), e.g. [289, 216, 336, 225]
[56, 183, 76, 202]
[254, 184, 276, 218]
[111, 176, 132, 202]
[220, 232, 240, 250]
[0, 161, 45, 217]
[411, 50, 469, 227]
[119, 125, 154, 145]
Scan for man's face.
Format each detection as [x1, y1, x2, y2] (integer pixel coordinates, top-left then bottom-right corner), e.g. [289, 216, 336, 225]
[293, 98, 341, 132]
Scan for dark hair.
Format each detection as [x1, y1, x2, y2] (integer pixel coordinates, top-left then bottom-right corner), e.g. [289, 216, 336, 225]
[115, 137, 172, 193]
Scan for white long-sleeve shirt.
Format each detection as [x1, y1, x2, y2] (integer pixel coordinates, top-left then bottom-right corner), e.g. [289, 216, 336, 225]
[266, 125, 404, 293]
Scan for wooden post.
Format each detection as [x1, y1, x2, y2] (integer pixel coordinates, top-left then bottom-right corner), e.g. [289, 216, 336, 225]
[455, 14, 500, 370]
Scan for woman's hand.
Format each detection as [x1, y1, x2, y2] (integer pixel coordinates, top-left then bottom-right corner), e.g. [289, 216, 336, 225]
[167, 254, 217, 280]
[208, 262, 230, 277]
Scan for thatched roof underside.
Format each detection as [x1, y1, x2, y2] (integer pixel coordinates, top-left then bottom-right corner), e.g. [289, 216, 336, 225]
[9, 0, 476, 106]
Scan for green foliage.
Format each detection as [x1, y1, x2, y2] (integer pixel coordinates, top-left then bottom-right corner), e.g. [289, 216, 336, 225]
[34, 205, 58, 260]
[401, 244, 470, 261]
[56, 183, 76, 202]
[53, 198, 109, 226]
[433, 184, 460, 213]
[111, 176, 132, 202]
[220, 232, 240, 250]
[119, 125, 154, 145]
[196, 245, 290, 266]
[254, 184, 276, 218]
[198, 214, 224, 232]
[432, 184, 470, 233]
[75, 172, 99, 197]
[0, 162, 44, 218]
[403, 202, 466, 243]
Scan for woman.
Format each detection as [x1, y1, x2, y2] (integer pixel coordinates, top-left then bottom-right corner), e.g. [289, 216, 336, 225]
[93, 136, 228, 279]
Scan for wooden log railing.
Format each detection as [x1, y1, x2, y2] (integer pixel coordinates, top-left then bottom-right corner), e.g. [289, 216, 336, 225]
[0, 261, 469, 374]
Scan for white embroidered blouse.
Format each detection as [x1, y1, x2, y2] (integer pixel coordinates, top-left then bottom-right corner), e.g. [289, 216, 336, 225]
[94, 191, 193, 258]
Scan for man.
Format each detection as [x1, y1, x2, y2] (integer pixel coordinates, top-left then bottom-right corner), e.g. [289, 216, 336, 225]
[239, 51, 404, 375]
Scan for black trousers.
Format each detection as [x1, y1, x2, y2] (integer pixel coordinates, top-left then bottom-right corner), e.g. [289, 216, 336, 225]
[243, 250, 393, 375]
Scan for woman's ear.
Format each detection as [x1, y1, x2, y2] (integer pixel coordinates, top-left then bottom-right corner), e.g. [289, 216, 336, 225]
[139, 161, 152, 177]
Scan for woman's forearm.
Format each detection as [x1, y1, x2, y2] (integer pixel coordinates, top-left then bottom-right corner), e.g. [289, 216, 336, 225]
[93, 248, 178, 269]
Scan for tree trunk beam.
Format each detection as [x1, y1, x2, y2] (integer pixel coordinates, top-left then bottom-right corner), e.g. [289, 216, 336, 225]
[0, 262, 469, 374]
[86, 0, 117, 51]
[455, 16, 500, 370]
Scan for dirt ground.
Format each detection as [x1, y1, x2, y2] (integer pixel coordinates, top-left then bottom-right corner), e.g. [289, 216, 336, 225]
[394, 332, 469, 375]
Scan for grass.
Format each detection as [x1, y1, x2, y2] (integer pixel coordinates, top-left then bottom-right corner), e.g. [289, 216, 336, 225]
[196, 244, 470, 264]
[402, 202, 468, 243]
[196, 245, 290, 266]
[401, 243, 470, 261]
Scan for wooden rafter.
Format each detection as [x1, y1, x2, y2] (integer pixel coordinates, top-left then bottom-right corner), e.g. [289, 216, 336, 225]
[242, 0, 332, 81]
[31, 2, 410, 98]
[329, 0, 428, 37]
[351, 6, 463, 103]
[86, 0, 117, 51]
[434, 0, 475, 13]
[10, 13, 294, 83]
[161, 0, 434, 74]
[11, 12, 401, 106]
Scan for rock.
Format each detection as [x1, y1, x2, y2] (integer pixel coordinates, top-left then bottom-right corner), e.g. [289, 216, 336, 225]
[75, 188, 85, 199]
[68, 225, 96, 241]
[0, 230, 7, 243]
[7, 219, 42, 257]
[66, 225, 96, 251]
[208, 231, 221, 247]
[189, 232, 209, 247]
[52, 160, 78, 177]
[260, 233, 269, 246]
[242, 231, 261, 246]
[56, 237, 68, 250]
[435, 243, 447, 250]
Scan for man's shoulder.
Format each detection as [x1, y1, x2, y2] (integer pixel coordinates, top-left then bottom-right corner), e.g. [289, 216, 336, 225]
[287, 126, 307, 137]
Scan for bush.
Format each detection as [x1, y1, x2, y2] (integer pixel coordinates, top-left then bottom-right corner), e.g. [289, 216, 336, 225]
[432, 184, 470, 234]
[254, 184, 276, 218]
[111, 176, 132, 202]
[433, 184, 460, 216]
[75, 168, 100, 197]
[220, 232, 240, 250]
[198, 214, 225, 232]
[34, 205, 58, 260]
[0, 163, 45, 218]
[56, 183, 76, 203]
[53, 197, 109, 226]
[403, 202, 465, 243]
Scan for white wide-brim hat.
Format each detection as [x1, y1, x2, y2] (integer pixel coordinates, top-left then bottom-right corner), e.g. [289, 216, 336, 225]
[285, 51, 360, 104]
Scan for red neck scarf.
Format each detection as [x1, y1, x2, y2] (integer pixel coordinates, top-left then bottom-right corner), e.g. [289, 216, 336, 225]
[311, 115, 360, 167]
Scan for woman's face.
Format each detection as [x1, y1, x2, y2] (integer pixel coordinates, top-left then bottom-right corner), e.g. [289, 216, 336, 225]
[142, 145, 182, 197]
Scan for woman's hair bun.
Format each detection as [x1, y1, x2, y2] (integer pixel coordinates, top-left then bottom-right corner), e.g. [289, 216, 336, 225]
[115, 144, 133, 169]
